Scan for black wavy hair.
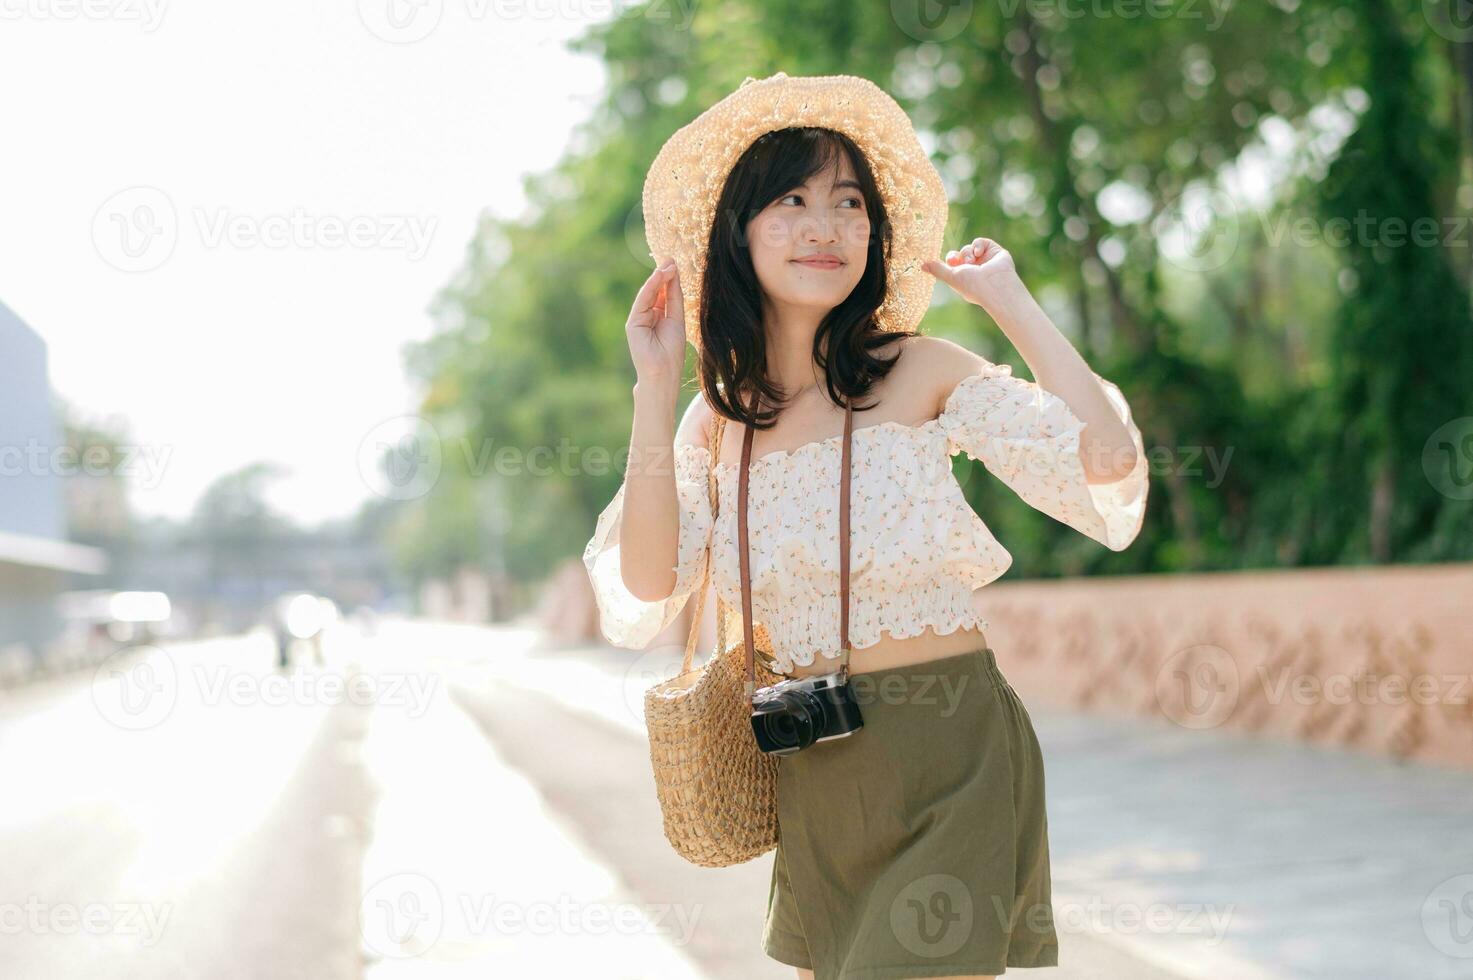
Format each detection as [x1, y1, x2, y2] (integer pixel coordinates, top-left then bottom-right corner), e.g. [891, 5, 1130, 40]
[696, 126, 910, 430]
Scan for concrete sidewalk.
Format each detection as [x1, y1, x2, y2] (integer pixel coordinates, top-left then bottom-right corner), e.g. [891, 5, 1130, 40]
[473, 627, 1473, 980]
[1033, 706, 1473, 979]
[458, 629, 1185, 978]
[351, 624, 706, 978]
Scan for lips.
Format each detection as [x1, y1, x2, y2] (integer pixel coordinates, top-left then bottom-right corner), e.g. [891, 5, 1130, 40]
[792, 256, 844, 269]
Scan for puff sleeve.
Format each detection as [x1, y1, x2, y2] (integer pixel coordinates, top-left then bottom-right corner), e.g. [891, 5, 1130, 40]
[937, 361, 1149, 551]
[581, 442, 715, 648]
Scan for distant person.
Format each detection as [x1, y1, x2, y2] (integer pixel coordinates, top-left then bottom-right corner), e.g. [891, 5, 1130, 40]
[271, 603, 292, 672]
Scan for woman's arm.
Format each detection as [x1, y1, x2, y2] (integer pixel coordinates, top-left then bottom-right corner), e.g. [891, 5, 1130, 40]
[972, 280, 1139, 484]
[921, 332, 1150, 552]
[618, 380, 707, 601]
[925, 238, 1139, 484]
[580, 257, 715, 648]
[581, 385, 716, 647]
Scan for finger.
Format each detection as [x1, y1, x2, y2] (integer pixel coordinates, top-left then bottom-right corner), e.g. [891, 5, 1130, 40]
[923, 258, 961, 287]
[629, 260, 676, 324]
[664, 261, 685, 327]
[630, 266, 667, 321]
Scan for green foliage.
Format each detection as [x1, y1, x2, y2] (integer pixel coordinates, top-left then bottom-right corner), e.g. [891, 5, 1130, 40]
[1308, 0, 1473, 562]
[394, 0, 1473, 601]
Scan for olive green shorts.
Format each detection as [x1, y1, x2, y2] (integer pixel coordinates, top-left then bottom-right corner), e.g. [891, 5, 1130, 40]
[762, 645, 1059, 978]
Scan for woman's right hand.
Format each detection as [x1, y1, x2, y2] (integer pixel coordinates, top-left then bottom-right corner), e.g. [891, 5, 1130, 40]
[626, 255, 688, 386]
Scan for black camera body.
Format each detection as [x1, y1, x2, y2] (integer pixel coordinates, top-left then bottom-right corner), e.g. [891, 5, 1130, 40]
[750, 670, 864, 756]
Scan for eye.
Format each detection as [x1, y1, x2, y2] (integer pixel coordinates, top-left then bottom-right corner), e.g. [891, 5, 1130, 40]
[775, 192, 864, 210]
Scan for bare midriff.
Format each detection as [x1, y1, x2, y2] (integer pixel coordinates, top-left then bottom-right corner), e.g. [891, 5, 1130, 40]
[779, 619, 989, 680]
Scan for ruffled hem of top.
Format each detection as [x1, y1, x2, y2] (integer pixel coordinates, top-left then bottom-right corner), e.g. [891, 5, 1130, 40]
[758, 579, 993, 673]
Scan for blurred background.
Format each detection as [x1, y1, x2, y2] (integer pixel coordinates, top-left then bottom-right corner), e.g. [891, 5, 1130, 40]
[2, 1, 1472, 978]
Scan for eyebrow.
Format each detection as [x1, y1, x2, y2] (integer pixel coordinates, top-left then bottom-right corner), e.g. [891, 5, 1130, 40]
[796, 178, 863, 193]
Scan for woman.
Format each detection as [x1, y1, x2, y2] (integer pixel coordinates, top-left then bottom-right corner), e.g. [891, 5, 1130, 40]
[584, 73, 1149, 980]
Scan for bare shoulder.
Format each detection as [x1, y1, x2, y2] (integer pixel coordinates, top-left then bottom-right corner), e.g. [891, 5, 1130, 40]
[898, 335, 996, 417]
[674, 386, 717, 452]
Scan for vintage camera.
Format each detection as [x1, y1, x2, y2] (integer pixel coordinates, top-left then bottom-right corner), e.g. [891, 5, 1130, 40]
[750, 669, 864, 756]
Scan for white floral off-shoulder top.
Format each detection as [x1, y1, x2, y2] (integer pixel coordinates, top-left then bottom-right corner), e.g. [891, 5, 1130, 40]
[582, 359, 1150, 675]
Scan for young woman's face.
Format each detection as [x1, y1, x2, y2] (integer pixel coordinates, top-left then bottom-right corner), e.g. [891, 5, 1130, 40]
[744, 152, 869, 324]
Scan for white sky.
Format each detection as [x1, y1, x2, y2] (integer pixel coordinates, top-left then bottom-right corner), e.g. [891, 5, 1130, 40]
[0, 1, 611, 527]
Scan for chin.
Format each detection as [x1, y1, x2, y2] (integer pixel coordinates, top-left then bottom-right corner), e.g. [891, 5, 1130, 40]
[778, 288, 851, 312]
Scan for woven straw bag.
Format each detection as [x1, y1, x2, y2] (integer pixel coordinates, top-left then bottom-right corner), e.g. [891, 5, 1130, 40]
[643, 412, 785, 868]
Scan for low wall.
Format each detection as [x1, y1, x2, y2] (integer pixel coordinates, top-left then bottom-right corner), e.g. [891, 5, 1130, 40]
[556, 556, 1473, 769]
[980, 562, 1473, 770]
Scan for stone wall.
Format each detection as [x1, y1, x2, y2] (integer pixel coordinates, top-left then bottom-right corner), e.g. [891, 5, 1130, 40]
[557, 553, 1473, 769]
[980, 563, 1473, 770]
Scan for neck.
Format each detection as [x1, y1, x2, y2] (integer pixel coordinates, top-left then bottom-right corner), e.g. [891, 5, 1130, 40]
[761, 296, 829, 396]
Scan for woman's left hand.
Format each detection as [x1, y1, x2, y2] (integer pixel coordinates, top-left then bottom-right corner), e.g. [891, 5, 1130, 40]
[923, 237, 1021, 310]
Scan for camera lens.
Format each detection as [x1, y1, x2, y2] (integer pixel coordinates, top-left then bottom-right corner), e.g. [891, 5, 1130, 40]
[758, 689, 826, 751]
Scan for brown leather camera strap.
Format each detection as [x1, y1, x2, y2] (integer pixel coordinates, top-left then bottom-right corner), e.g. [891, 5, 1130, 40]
[738, 398, 853, 701]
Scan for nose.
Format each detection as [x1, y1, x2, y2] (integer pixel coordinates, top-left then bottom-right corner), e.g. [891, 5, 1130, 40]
[800, 211, 840, 246]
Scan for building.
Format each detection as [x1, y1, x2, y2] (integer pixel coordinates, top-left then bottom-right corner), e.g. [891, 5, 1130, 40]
[0, 300, 107, 668]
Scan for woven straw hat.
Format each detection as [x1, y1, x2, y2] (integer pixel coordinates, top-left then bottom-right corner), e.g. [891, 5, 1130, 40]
[642, 71, 949, 351]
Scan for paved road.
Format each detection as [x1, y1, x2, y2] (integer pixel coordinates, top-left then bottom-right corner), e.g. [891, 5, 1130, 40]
[9, 619, 1465, 978]
[353, 622, 706, 978]
[463, 626, 1473, 980]
[0, 632, 372, 979]
[0, 623, 713, 979]
[450, 628, 1190, 979]
[1036, 707, 1473, 979]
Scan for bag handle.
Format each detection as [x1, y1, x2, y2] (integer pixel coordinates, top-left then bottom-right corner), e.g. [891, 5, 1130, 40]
[678, 409, 727, 676]
[738, 398, 853, 701]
